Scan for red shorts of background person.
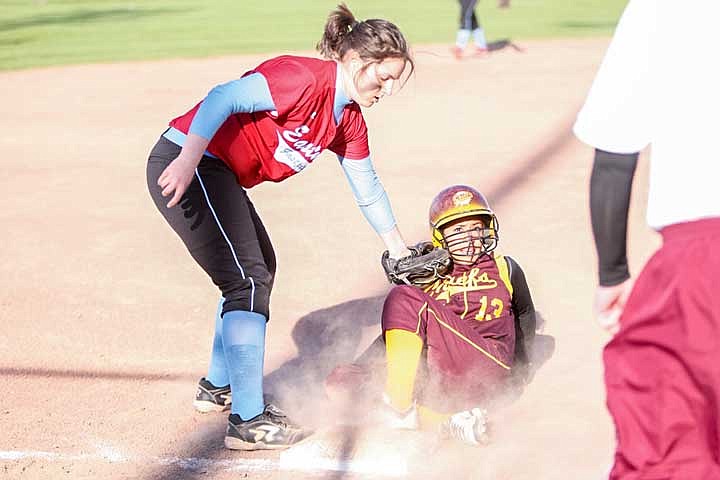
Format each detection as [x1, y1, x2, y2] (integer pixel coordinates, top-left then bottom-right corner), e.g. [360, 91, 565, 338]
[605, 217, 720, 479]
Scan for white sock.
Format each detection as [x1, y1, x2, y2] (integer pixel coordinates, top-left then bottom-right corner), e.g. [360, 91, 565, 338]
[455, 29, 471, 48]
[472, 28, 487, 49]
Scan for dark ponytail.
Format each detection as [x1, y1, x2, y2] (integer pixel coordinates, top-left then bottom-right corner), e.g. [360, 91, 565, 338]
[317, 3, 414, 79]
[317, 3, 357, 60]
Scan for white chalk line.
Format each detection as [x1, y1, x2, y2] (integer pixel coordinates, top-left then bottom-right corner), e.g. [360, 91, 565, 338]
[0, 449, 406, 477]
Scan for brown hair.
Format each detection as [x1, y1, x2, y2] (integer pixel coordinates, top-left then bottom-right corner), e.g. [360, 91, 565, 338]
[317, 4, 414, 80]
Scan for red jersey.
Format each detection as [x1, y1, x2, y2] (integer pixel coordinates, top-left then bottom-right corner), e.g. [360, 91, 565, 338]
[169, 56, 370, 188]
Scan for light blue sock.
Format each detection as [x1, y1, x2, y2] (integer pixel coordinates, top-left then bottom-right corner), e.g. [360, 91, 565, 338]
[456, 29, 471, 48]
[206, 297, 229, 387]
[222, 310, 266, 420]
[472, 27, 488, 49]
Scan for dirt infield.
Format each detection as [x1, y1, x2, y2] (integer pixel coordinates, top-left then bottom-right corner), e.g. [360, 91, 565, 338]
[0, 38, 659, 479]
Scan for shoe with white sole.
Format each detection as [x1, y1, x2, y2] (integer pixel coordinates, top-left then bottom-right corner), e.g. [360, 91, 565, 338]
[224, 404, 309, 450]
[193, 377, 232, 413]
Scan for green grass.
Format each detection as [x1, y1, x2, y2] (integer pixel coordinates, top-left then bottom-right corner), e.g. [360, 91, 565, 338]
[0, 0, 627, 71]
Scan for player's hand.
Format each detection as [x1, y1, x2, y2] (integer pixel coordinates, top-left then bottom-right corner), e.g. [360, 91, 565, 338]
[389, 247, 412, 260]
[593, 279, 633, 335]
[378, 227, 412, 261]
[157, 153, 198, 208]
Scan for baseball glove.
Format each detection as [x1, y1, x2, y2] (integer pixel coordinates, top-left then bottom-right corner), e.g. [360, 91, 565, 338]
[381, 242, 452, 286]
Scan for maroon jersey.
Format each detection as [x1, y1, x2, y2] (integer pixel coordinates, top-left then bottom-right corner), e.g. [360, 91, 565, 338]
[423, 253, 516, 350]
[381, 252, 518, 408]
[169, 55, 370, 188]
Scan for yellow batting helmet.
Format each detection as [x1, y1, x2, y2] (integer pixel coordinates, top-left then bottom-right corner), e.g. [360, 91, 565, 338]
[428, 185, 499, 249]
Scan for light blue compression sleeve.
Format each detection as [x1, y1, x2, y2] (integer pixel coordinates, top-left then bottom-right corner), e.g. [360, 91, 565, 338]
[188, 73, 276, 140]
[222, 310, 267, 421]
[339, 155, 397, 234]
[206, 297, 229, 387]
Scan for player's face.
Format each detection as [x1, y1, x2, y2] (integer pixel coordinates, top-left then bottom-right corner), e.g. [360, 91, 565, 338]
[349, 57, 407, 108]
[441, 217, 494, 265]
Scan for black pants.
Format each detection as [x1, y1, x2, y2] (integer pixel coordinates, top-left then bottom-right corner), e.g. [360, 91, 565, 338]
[459, 0, 479, 30]
[146, 136, 276, 319]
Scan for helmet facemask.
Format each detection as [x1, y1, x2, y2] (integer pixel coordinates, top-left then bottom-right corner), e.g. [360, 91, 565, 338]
[428, 185, 500, 266]
[439, 215, 499, 266]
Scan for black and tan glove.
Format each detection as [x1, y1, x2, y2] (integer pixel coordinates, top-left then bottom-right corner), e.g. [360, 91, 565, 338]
[381, 242, 452, 286]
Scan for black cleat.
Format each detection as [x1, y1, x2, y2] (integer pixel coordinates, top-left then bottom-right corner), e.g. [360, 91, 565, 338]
[224, 404, 310, 450]
[193, 377, 232, 413]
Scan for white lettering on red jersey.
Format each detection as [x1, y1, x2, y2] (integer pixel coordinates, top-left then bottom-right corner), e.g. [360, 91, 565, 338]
[168, 56, 370, 188]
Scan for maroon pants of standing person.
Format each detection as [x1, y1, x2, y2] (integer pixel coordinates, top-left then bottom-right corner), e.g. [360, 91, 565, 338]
[605, 217, 720, 479]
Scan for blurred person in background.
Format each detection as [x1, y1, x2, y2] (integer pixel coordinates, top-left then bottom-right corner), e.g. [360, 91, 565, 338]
[451, 0, 510, 59]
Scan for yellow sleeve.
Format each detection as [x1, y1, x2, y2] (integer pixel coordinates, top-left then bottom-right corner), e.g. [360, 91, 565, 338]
[384, 328, 423, 411]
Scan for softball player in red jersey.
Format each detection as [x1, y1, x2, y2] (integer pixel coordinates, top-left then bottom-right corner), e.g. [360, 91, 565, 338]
[381, 185, 536, 445]
[574, 1, 720, 477]
[146, 4, 414, 450]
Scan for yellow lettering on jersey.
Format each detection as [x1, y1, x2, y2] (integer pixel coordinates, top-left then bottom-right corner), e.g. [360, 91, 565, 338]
[424, 267, 498, 313]
[473, 296, 505, 322]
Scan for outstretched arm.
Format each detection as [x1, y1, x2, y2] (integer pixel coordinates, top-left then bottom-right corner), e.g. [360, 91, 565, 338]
[338, 154, 410, 258]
